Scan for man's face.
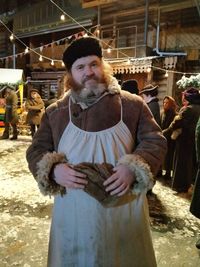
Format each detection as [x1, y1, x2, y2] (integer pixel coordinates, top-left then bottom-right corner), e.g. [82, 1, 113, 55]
[31, 92, 37, 98]
[70, 55, 104, 91]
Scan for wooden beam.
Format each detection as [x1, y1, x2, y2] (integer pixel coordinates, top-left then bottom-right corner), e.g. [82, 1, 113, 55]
[82, 0, 117, 8]
[100, 0, 196, 19]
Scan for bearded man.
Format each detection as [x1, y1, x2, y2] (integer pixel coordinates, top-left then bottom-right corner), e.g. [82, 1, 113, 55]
[26, 37, 167, 267]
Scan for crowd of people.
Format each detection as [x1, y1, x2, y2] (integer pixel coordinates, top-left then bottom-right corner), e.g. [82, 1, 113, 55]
[0, 36, 199, 265]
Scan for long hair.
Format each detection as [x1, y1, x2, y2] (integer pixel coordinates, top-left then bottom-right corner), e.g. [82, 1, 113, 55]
[63, 59, 113, 92]
[163, 95, 178, 111]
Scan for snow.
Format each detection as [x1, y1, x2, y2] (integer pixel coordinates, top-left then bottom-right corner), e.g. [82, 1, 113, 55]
[0, 136, 200, 266]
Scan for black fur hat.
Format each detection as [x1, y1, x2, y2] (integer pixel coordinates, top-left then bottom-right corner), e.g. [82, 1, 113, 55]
[139, 84, 158, 96]
[121, 79, 139, 95]
[183, 87, 200, 104]
[63, 37, 103, 70]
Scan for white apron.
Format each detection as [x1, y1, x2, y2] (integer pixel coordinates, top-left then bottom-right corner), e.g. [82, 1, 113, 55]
[47, 98, 157, 267]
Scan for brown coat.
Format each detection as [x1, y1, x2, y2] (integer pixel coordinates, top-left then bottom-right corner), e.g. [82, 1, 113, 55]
[4, 90, 18, 124]
[26, 83, 167, 196]
[25, 96, 44, 125]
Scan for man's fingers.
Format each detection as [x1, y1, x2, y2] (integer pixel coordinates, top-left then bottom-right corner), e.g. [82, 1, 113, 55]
[71, 176, 88, 185]
[109, 183, 127, 195]
[117, 185, 130, 196]
[103, 173, 117, 186]
[69, 168, 87, 179]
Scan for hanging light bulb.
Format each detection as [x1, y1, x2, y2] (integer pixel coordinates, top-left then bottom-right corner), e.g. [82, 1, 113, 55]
[51, 60, 54, 66]
[9, 34, 14, 41]
[60, 14, 65, 21]
[61, 61, 65, 67]
[165, 71, 169, 77]
[107, 48, 111, 53]
[147, 67, 151, 73]
[83, 33, 88, 37]
[24, 47, 29, 54]
[127, 58, 131, 64]
[39, 55, 43, 62]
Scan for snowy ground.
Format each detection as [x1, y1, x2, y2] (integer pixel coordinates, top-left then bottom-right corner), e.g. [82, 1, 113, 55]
[0, 136, 200, 267]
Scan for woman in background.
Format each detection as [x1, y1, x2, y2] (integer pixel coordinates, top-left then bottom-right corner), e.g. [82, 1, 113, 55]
[161, 96, 178, 180]
[163, 88, 200, 193]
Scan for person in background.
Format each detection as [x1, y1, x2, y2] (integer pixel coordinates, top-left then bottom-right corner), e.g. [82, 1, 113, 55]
[161, 96, 178, 180]
[190, 116, 200, 249]
[25, 88, 44, 137]
[181, 90, 189, 109]
[26, 37, 166, 267]
[121, 79, 139, 95]
[163, 88, 200, 193]
[139, 84, 161, 126]
[0, 85, 19, 140]
[140, 84, 162, 185]
[45, 90, 57, 108]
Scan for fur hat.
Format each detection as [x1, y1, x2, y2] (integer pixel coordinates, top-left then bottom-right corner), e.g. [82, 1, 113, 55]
[63, 37, 103, 70]
[183, 87, 200, 103]
[139, 84, 158, 96]
[30, 88, 39, 94]
[121, 79, 139, 95]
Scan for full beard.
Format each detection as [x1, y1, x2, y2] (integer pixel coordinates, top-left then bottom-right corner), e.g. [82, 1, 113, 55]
[70, 76, 107, 103]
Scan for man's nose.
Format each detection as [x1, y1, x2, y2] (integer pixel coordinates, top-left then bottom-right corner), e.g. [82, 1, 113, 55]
[85, 66, 94, 76]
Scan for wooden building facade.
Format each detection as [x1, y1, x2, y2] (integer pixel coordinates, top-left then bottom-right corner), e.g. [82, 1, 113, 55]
[0, 0, 199, 104]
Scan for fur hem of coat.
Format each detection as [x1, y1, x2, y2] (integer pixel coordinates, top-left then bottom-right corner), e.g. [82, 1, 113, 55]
[117, 154, 154, 194]
[36, 152, 67, 196]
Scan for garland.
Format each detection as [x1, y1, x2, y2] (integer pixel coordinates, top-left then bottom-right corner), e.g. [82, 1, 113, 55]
[177, 74, 200, 89]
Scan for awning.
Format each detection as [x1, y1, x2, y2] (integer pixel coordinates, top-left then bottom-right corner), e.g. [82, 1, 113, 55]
[107, 57, 156, 74]
[0, 68, 23, 84]
[107, 56, 178, 74]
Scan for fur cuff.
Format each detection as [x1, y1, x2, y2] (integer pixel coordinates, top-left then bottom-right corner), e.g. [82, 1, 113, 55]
[36, 152, 67, 196]
[117, 154, 154, 194]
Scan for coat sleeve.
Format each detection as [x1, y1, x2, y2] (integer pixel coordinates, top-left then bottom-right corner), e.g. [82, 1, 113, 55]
[118, 98, 167, 193]
[26, 110, 67, 196]
[25, 99, 44, 111]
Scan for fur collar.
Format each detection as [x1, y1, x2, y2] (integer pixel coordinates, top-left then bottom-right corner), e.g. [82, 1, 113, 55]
[69, 76, 121, 109]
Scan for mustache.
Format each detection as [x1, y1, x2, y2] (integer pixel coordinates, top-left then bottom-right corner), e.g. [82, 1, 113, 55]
[83, 75, 98, 83]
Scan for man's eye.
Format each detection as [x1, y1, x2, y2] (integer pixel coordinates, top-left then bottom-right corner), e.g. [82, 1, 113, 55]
[91, 63, 97, 67]
[77, 66, 84, 70]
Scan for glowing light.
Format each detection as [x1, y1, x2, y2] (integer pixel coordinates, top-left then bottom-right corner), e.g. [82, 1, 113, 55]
[107, 48, 111, 53]
[147, 67, 151, 73]
[51, 60, 54, 66]
[24, 47, 29, 54]
[165, 71, 169, 77]
[60, 14, 65, 21]
[39, 55, 43, 61]
[61, 61, 65, 67]
[9, 34, 14, 41]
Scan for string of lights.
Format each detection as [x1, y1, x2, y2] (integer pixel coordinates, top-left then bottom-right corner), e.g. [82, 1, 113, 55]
[0, 18, 90, 66]
[0, 0, 199, 77]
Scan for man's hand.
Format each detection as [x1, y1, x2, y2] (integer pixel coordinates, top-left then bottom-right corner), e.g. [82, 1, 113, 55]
[103, 164, 136, 196]
[54, 163, 88, 189]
